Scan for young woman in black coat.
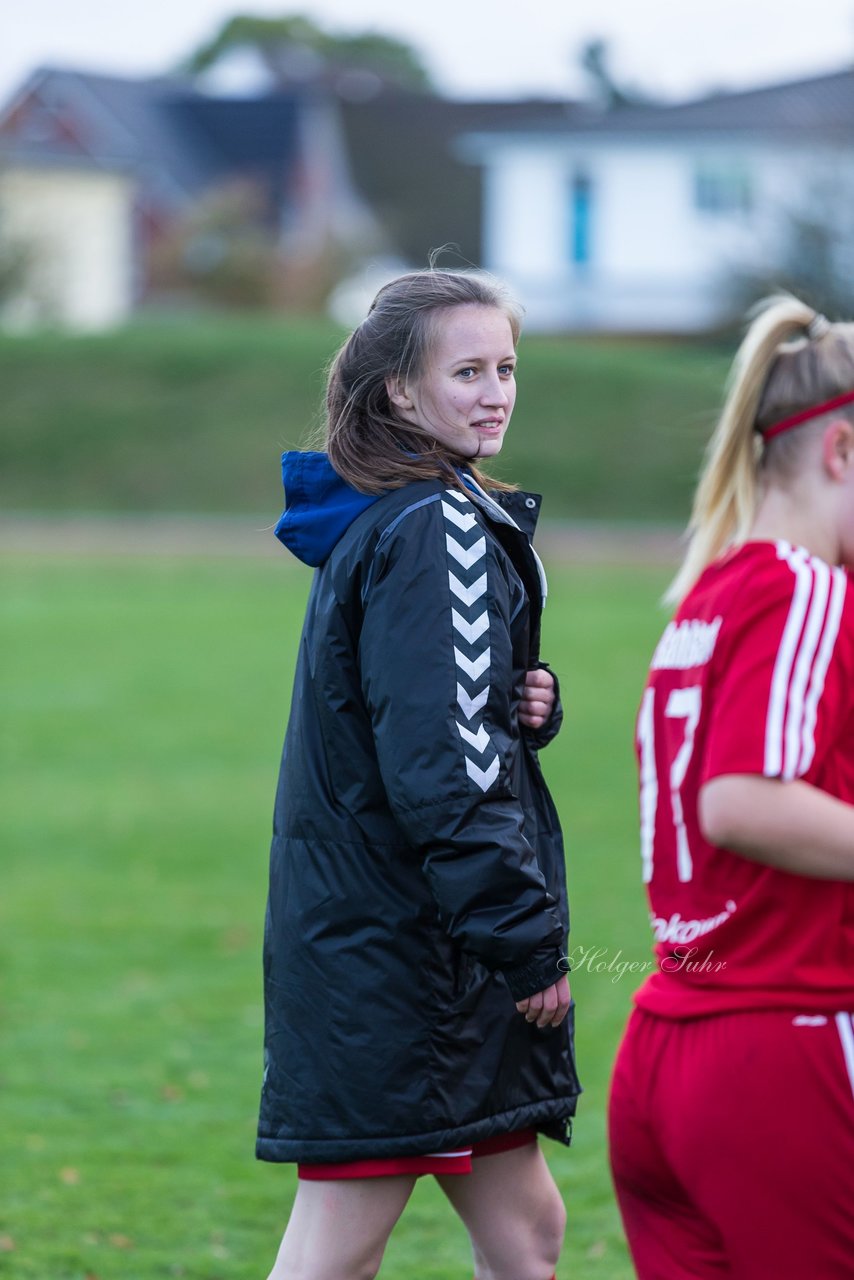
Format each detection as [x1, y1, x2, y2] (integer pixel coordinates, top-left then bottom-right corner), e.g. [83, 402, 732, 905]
[258, 269, 581, 1280]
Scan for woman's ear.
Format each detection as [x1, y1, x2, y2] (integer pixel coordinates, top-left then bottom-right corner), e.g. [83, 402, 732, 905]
[822, 419, 854, 480]
[385, 374, 415, 415]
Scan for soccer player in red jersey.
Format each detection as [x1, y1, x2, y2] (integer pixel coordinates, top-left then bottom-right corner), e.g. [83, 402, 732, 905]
[609, 295, 854, 1279]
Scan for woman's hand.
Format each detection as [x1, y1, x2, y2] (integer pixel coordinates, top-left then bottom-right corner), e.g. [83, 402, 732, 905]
[516, 975, 571, 1029]
[518, 668, 556, 729]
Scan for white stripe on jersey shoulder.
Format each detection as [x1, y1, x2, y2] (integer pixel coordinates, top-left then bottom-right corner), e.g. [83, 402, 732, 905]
[782, 552, 830, 778]
[764, 541, 847, 780]
[798, 565, 847, 774]
[833, 1012, 854, 1102]
[764, 542, 811, 776]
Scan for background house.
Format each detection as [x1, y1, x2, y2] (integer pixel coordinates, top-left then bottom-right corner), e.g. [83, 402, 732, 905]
[0, 66, 375, 328]
[460, 68, 854, 331]
[2, 62, 854, 332]
[0, 64, 575, 331]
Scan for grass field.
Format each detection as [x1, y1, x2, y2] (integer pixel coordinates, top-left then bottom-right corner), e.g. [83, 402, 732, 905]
[2, 548, 671, 1279]
[0, 317, 729, 523]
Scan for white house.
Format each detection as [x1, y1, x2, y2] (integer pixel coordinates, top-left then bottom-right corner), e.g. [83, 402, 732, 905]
[459, 69, 854, 332]
[0, 164, 135, 330]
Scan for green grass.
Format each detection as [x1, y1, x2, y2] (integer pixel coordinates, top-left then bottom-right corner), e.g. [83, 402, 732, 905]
[1, 551, 670, 1278]
[0, 317, 729, 521]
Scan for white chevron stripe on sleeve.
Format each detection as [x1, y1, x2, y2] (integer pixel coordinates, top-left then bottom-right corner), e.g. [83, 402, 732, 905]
[457, 682, 489, 720]
[441, 500, 478, 532]
[451, 608, 488, 644]
[456, 721, 491, 753]
[448, 571, 487, 607]
[441, 490, 497, 791]
[446, 534, 486, 570]
[465, 755, 500, 791]
[454, 646, 490, 681]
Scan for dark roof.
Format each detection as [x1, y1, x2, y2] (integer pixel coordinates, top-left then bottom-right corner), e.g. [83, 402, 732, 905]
[461, 66, 854, 141]
[174, 95, 299, 168]
[161, 95, 300, 215]
[0, 68, 216, 198]
[0, 66, 302, 207]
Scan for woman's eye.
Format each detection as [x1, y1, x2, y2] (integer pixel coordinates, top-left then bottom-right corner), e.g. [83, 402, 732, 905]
[456, 367, 476, 379]
[499, 364, 516, 376]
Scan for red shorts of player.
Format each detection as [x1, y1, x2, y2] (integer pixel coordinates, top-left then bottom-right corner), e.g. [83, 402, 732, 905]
[608, 1006, 854, 1280]
[297, 1127, 537, 1180]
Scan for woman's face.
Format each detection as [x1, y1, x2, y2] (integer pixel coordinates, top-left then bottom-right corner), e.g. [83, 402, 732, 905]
[388, 304, 517, 459]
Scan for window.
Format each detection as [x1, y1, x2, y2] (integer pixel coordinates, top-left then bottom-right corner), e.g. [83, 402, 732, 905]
[694, 164, 753, 215]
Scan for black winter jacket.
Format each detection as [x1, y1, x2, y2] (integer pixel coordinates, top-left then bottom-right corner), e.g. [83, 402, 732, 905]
[256, 453, 581, 1164]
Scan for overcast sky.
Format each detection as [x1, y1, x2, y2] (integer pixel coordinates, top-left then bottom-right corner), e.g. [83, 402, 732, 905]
[3, 0, 854, 106]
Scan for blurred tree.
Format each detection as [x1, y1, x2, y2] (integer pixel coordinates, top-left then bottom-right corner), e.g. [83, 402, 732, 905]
[148, 180, 280, 309]
[183, 14, 434, 93]
[730, 178, 854, 322]
[579, 39, 649, 109]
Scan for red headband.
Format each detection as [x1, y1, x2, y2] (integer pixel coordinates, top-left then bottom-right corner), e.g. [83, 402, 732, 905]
[761, 389, 854, 441]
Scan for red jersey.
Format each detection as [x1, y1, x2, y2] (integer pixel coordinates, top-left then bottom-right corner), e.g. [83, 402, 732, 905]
[634, 539, 854, 1017]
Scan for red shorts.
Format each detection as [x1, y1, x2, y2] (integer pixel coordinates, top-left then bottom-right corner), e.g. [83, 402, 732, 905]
[298, 1127, 537, 1180]
[609, 1006, 854, 1280]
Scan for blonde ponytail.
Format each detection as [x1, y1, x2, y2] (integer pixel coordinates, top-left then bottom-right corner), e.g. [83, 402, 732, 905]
[667, 295, 818, 604]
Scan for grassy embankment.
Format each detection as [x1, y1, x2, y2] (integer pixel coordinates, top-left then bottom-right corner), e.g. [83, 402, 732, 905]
[1, 316, 729, 522]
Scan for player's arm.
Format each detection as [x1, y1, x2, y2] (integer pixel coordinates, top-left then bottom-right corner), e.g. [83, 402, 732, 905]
[697, 554, 854, 880]
[699, 774, 854, 880]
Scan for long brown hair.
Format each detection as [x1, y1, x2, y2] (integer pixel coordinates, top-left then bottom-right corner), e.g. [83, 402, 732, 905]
[668, 295, 854, 603]
[324, 269, 523, 494]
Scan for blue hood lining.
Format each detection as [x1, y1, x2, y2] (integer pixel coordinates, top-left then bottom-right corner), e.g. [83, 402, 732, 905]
[274, 452, 381, 567]
[274, 452, 487, 568]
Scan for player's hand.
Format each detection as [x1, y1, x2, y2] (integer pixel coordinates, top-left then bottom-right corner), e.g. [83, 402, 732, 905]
[516, 975, 571, 1028]
[519, 668, 556, 729]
